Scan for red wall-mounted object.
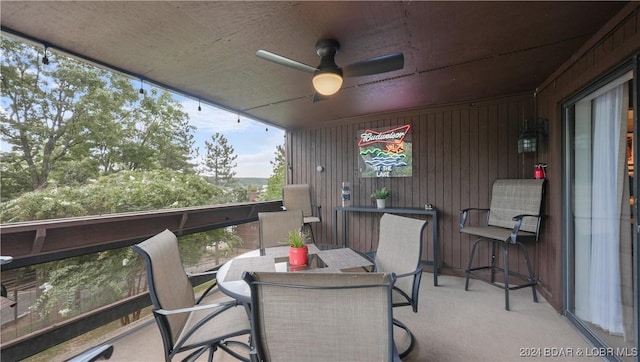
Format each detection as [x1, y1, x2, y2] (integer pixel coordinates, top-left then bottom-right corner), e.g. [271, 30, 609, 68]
[534, 163, 547, 179]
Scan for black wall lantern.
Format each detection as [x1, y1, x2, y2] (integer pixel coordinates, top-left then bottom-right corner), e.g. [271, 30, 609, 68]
[518, 118, 548, 153]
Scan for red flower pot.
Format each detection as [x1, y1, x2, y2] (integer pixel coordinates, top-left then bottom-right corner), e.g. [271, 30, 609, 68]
[289, 245, 308, 266]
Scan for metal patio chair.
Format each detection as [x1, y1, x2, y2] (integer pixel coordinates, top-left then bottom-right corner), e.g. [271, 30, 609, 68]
[257, 210, 304, 249]
[282, 184, 322, 242]
[133, 229, 251, 362]
[243, 271, 400, 362]
[369, 213, 427, 358]
[460, 178, 544, 310]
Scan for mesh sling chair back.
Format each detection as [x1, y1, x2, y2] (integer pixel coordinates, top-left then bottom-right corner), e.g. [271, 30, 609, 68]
[243, 271, 400, 362]
[459, 179, 544, 310]
[258, 210, 304, 249]
[282, 184, 321, 242]
[133, 229, 250, 362]
[371, 213, 427, 358]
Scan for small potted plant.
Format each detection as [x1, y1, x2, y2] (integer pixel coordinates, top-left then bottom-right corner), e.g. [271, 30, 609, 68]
[287, 229, 308, 266]
[371, 187, 391, 209]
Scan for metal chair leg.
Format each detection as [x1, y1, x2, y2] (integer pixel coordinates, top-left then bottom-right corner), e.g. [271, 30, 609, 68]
[517, 241, 538, 303]
[490, 240, 498, 284]
[218, 340, 251, 362]
[502, 242, 510, 311]
[305, 223, 315, 243]
[465, 238, 538, 311]
[393, 318, 415, 359]
[465, 238, 483, 291]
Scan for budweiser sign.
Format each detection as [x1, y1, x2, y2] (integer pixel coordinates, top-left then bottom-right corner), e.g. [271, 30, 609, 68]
[358, 124, 413, 178]
[358, 125, 411, 147]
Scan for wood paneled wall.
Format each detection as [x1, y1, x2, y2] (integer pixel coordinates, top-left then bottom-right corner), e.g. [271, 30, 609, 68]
[286, 93, 538, 282]
[287, 4, 640, 313]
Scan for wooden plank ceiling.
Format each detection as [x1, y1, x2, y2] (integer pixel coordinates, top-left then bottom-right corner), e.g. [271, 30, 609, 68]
[0, 1, 627, 129]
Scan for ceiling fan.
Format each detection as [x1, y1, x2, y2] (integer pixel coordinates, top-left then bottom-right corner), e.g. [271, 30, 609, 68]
[256, 39, 404, 101]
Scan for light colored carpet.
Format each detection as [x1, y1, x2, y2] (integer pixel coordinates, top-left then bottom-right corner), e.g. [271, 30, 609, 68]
[395, 274, 595, 362]
[94, 273, 594, 361]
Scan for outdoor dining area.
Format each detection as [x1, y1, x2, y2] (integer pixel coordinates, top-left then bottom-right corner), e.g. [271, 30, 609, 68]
[60, 182, 590, 362]
[130, 200, 427, 362]
[75, 246, 592, 362]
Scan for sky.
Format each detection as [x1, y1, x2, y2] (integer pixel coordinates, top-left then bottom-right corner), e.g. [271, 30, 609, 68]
[176, 96, 285, 178]
[0, 90, 284, 179]
[0, 35, 285, 179]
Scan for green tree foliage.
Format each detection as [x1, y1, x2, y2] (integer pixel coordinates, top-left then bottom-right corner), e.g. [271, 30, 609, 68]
[2, 169, 242, 322]
[0, 37, 196, 198]
[119, 89, 196, 172]
[0, 152, 33, 202]
[0, 169, 222, 222]
[32, 249, 141, 322]
[31, 227, 242, 322]
[1, 38, 108, 192]
[263, 144, 286, 200]
[204, 132, 237, 186]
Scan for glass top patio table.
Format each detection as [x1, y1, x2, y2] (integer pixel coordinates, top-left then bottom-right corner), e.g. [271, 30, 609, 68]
[217, 244, 374, 304]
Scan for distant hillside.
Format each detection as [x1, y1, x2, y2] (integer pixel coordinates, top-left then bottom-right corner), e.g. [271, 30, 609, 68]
[235, 177, 268, 186]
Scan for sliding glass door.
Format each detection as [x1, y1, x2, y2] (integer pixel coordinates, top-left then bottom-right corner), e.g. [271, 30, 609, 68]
[564, 65, 638, 361]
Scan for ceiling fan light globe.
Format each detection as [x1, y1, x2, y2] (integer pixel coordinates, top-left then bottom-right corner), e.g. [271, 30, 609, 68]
[312, 72, 343, 96]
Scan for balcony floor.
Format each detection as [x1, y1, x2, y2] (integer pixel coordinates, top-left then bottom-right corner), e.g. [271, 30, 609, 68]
[63, 273, 594, 362]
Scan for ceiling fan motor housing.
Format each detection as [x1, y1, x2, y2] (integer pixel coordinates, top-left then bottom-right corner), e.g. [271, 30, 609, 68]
[315, 39, 340, 57]
[315, 39, 342, 75]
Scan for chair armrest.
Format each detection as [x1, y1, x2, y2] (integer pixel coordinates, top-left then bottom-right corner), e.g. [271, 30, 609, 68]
[65, 344, 113, 362]
[393, 268, 420, 280]
[510, 213, 542, 243]
[392, 266, 423, 312]
[155, 300, 238, 316]
[512, 213, 540, 221]
[186, 270, 218, 278]
[459, 208, 490, 230]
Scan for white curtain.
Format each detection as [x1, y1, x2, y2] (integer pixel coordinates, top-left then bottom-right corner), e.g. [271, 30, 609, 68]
[589, 84, 625, 336]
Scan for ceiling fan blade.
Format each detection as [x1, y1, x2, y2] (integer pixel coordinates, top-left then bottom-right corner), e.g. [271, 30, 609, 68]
[256, 50, 317, 74]
[342, 52, 404, 77]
